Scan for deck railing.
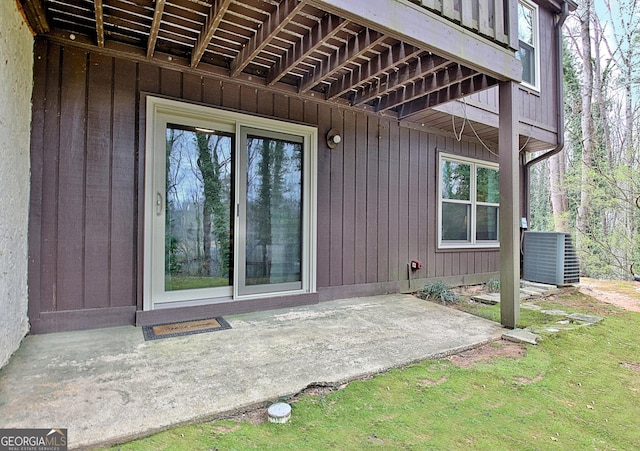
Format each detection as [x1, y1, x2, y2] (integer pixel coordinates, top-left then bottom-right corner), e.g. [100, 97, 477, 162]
[414, 0, 518, 50]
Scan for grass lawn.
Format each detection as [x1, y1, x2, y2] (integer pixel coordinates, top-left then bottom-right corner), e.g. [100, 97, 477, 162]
[107, 285, 640, 450]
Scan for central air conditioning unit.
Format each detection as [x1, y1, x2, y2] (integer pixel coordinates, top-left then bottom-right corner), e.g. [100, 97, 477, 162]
[522, 231, 580, 286]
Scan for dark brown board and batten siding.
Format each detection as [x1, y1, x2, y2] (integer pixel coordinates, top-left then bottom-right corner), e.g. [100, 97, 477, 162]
[519, 6, 559, 136]
[28, 38, 499, 333]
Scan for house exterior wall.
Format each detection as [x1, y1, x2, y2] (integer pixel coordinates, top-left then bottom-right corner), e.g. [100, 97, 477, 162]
[0, 1, 33, 366]
[440, 2, 561, 148]
[28, 39, 500, 333]
[518, 2, 560, 139]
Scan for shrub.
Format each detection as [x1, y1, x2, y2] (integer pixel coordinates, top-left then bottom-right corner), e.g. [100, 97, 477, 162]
[417, 280, 459, 305]
[485, 278, 500, 293]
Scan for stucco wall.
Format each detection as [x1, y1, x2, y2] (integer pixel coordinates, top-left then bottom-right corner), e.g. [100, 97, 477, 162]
[0, 2, 33, 367]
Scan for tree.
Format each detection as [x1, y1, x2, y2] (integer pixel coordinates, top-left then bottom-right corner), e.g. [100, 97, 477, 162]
[576, 0, 595, 273]
[195, 132, 230, 278]
[603, 0, 640, 276]
[165, 129, 182, 276]
[548, 153, 568, 232]
[535, 0, 640, 279]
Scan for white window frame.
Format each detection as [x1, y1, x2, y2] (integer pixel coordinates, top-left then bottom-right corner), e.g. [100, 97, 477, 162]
[143, 96, 317, 311]
[517, 0, 540, 91]
[438, 153, 500, 249]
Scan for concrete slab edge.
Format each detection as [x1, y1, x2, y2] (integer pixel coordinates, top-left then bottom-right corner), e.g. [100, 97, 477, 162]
[76, 334, 505, 450]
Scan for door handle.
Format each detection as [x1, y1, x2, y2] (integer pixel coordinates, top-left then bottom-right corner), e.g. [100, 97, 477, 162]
[156, 192, 163, 215]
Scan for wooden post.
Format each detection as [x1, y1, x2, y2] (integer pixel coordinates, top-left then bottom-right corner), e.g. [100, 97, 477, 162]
[499, 80, 520, 329]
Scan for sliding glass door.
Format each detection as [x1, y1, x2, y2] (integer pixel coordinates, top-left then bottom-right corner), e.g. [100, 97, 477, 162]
[144, 97, 316, 310]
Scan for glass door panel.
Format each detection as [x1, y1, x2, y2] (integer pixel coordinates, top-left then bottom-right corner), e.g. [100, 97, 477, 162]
[238, 128, 303, 295]
[163, 124, 233, 295]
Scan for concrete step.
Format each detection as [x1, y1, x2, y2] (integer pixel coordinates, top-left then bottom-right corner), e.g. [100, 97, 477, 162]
[521, 280, 561, 295]
[521, 288, 547, 296]
[503, 329, 540, 345]
[472, 280, 559, 305]
[471, 294, 500, 305]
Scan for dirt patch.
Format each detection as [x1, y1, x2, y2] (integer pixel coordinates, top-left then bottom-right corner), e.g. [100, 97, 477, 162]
[621, 362, 640, 372]
[538, 290, 620, 317]
[578, 278, 640, 313]
[514, 374, 544, 384]
[211, 424, 242, 433]
[447, 340, 527, 368]
[230, 407, 269, 425]
[418, 376, 448, 386]
[300, 382, 349, 397]
[454, 285, 493, 296]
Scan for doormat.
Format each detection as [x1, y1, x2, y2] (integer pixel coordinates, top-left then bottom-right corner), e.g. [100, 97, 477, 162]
[142, 317, 231, 341]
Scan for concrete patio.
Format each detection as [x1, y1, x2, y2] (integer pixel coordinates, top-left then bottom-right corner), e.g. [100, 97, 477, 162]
[0, 294, 505, 449]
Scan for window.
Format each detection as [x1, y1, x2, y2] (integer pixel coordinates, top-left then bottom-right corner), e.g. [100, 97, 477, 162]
[517, 0, 539, 89]
[438, 153, 499, 248]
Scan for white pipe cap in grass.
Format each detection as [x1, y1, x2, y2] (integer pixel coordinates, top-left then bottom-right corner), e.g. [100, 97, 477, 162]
[268, 402, 291, 423]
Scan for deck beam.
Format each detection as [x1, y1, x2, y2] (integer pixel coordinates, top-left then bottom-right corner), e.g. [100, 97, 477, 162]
[308, 0, 521, 82]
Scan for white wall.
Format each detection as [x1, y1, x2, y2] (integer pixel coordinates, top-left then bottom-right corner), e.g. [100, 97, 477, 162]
[0, 1, 34, 368]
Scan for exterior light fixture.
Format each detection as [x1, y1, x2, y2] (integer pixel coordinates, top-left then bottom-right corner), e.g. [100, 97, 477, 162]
[326, 129, 341, 149]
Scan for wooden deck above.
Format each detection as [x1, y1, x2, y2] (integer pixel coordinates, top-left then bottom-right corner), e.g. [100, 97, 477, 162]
[20, 0, 522, 122]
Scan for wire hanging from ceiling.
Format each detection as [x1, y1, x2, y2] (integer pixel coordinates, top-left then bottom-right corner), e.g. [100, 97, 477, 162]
[450, 96, 534, 157]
